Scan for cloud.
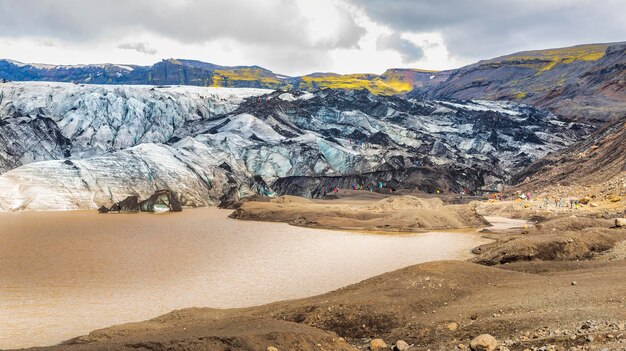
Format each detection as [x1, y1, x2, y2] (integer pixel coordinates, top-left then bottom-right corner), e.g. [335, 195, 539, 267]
[117, 42, 157, 55]
[317, 6, 367, 49]
[35, 39, 57, 47]
[1, 0, 622, 74]
[0, 0, 365, 51]
[347, 0, 626, 60]
[376, 33, 424, 62]
[246, 45, 333, 75]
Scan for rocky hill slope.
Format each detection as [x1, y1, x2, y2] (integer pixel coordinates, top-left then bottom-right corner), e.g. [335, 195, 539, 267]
[512, 118, 626, 191]
[422, 42, 626, 124]
[0, 83, 590, 211]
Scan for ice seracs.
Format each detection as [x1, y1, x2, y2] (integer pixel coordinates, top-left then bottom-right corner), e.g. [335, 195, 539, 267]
[0, 82, 270, 172]
[0, 83, 591, 211]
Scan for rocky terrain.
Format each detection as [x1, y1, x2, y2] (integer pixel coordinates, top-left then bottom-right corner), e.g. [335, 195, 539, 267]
[512, 118, 626, 192]
[422, 42, 626, 125]
[472, 216, 626, 265]
[0, 83, 589, 211]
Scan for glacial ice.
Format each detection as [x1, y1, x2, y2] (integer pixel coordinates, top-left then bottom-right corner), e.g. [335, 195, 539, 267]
[0, 83, 591, 211]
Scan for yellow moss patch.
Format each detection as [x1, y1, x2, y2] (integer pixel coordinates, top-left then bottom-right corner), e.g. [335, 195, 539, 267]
[500, 44, 608, 74]
[298, 73, 417, 95]
[381, 68, 435, 91]
[211, 68, 287, 88]
[514, 92, 527, 100]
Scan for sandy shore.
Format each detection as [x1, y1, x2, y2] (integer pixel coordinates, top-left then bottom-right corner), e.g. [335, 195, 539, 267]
[13, 194, 626, 351]
[229, 191, 489, 232]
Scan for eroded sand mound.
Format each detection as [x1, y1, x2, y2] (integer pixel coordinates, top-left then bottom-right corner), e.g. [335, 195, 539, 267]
[50, 312, 357, 351]
[532, 216, 613, 232]
[270, 195, 314, 204]
[472, 216, 626, 265]
[230, 195, 488, 231]
[365, 196, 444, 212]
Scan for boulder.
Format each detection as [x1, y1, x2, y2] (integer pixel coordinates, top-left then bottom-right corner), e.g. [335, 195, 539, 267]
[266, 347, 278, 351]
[370, 338, 388, 350]
[104, 195, 139, 213]
[470, 334, 497, 351]
[616, 218, 626, 227]
[115, 195, 139, 212]
[393, 340, 410, 350]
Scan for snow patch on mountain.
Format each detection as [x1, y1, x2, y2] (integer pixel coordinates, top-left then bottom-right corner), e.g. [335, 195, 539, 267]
[437, 100, 524, 116]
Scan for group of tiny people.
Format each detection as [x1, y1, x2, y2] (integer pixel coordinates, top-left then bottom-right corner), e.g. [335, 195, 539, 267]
[487, 191, 582, 210]
[326, 184, 469, 196]
[544, 196, 581, 209]
[520, 191, 582, 209]
[488, 192, 505, 201]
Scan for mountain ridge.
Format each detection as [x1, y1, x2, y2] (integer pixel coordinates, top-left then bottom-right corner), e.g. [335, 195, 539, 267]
[422, 42, 626, 124]
[0, 58, 433, 95]
[2, 41, 623, 123]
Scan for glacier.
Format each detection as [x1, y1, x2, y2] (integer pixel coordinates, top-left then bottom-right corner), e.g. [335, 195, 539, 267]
[0, 82, 591, 211]
[0, 82, 270, 172]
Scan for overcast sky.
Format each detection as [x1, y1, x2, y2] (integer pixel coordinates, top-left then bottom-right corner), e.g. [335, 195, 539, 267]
[0, 0, 624, 76]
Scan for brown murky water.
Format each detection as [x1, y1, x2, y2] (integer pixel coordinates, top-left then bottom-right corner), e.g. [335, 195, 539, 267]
[0, 208, 493, 348]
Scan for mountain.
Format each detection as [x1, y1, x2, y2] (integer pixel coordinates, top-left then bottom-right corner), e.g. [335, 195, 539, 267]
[287, 69, 436, 95]
[0, 60, 139, 84]
[0, 58, 286, 89]
[0, 82, 590, 211]
[422, 42, 626, 124]
[2, 41, 623, 124]
[0, 59, 431, 94]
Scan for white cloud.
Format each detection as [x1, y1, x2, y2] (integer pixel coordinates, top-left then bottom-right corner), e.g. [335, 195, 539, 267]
[376, 33, 425, 63]
[0, 0, 622, 75]
[117, 42, 157, 55]
[347, 0, 626, 62]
